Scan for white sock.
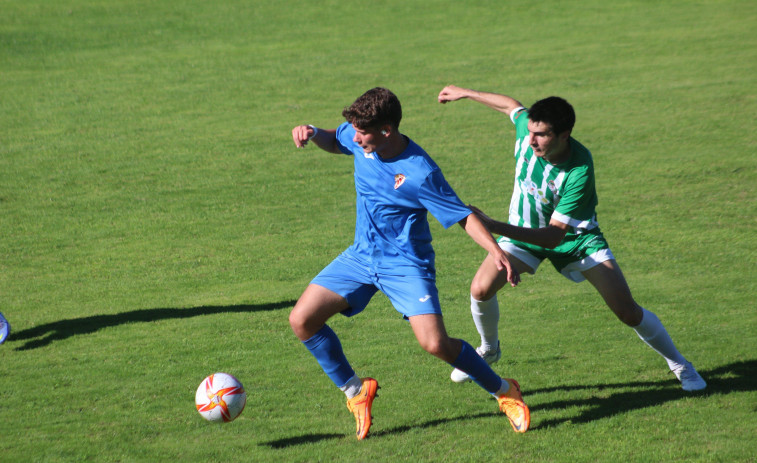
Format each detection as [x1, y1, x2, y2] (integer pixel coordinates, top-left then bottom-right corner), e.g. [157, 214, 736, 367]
[340, 375, 363, 399]
[471, 294, 500, 352]
[633, 307, 687, 370]
[491, 378, 510, 397]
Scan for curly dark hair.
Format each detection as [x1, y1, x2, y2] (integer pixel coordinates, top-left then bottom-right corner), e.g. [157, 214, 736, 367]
[342, 87, 402, 130]
[528, 96, 575, 135]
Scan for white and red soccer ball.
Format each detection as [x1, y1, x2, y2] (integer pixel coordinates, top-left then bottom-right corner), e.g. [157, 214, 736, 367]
[195, 373, 247, 423]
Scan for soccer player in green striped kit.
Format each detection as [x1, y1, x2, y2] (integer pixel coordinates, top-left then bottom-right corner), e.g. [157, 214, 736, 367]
[437, 85, 706, 392]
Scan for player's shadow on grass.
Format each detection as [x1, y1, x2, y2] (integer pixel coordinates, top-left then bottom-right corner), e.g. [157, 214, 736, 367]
[10, 300, 296, 351]
[260, 359, 755, 448]
[528, 359, 754, 429]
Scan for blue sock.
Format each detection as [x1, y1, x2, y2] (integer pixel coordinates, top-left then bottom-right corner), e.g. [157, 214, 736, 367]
[302, 325, 356, 388]
[451, 340, 502, 393]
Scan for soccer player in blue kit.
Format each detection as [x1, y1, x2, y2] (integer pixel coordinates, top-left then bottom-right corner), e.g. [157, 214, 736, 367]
[290, 88, 529, 439]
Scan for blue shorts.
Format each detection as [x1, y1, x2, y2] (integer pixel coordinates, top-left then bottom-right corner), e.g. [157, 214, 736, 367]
[311, 251, 442, 318]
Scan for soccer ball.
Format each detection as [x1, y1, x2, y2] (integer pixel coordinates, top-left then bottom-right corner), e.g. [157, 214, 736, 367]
[195, 373, 247, 423]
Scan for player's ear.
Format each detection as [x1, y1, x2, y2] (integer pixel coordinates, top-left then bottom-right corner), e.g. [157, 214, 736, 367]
[380, 125, 391, 136]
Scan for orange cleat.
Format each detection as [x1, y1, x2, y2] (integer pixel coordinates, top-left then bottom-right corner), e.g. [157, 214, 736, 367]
[497, 378, 530, 433]
[346, 377, 379, 440]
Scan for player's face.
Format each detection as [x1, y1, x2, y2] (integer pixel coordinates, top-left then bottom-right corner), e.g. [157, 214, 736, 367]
[527, 120, 569, 162]
[352, 124, 386, 154]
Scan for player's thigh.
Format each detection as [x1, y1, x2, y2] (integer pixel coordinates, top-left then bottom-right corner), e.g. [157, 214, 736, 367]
[289, 284, 351, 340]
[471, 249, 534, 300]
[581, 260, 642, 326]
[310, 252, 378, 317]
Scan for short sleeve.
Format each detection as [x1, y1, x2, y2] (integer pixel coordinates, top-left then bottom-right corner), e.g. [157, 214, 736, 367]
[335, 122, 357, 156]
[552, 165, 597, 229]
[418, 169, 471, 229]
[510, 107, 527, 124]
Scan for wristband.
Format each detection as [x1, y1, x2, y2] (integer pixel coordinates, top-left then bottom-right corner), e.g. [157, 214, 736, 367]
[307, 125, 319, 140]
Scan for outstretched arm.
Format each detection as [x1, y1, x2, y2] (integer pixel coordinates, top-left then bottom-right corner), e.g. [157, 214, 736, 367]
[459, 213, 520, 287]
[292, 125, 342, 154]
[437, 85, 524, 116]
[469, 205, 569, 250]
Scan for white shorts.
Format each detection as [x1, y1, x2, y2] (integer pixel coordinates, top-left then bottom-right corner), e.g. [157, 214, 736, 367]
[498, 240, 615, 283]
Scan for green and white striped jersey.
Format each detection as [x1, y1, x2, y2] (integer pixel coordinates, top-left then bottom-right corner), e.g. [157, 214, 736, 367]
[509, 108, 599, 238]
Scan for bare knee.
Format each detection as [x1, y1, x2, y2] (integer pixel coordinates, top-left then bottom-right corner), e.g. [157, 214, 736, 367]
[288, 309, 306, 338]
[288, 284, 347, 341]
[470, 278, 497, 301]
[613, 302, 643, 327]
[419, 337, 459, 363]
[420, 338, 444, 357]
[289, 307, 319, 341]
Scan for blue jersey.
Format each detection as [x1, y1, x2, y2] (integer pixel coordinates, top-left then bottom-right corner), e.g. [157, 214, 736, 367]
[335, 122, 471, 276]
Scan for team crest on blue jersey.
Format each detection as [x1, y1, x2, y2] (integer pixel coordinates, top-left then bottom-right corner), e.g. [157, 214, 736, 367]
[394, 174, 406, 189]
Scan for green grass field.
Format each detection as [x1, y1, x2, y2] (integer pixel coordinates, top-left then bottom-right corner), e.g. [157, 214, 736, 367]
[1, 0, 755, 461]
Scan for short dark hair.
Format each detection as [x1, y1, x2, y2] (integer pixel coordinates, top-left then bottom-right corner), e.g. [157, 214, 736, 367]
[528, 96, 575, 135]
[342, 87, 402, 130]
